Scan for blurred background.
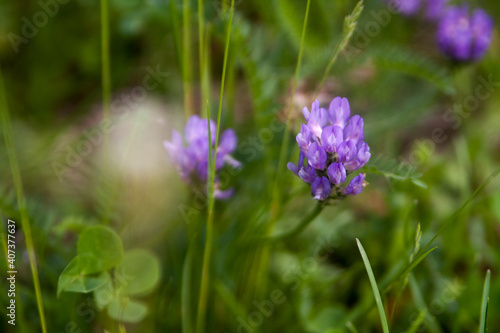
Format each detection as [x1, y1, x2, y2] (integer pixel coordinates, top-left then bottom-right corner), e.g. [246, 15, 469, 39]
[0, 0, 500, 332]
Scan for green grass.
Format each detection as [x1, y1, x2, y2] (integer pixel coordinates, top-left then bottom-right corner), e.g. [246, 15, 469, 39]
[357, 238, 390, 333]
[479, 270, 491, 333]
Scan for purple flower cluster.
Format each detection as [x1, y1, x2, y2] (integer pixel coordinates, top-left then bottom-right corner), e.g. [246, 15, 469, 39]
[386, 0, 449, 18]
[437, 6, 494, 62]
[288, 98, 370, 201]
[386, 0, 494, 62]
[164, 115, 240, 199]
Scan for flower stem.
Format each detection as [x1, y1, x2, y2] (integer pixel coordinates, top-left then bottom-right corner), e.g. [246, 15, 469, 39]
[198, 0, 206, 111]
[183, 0, 194, 118]
[101, 0, 111, 145]
[0, 69, 47, 333]
[196, 2, 235, 332]
[261, 203, 324, 243]
[272, 0, 311, 209]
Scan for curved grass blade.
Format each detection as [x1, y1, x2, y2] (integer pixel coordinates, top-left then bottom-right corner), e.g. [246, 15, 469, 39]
[383, 246, 438, 293]
[356, 238, 390, 333]
[182, 245, 195, 333]
[479, 270, 491, 333]
[420, 168, 500, 254]
[0, 69, 47, 333]
[407, 308, 427, 333]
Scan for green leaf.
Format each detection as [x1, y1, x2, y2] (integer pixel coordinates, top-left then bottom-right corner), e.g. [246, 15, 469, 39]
[116, 249, 161, 296]
[77, 225, 123, 271]
[360, 158, 425, 188]
[93, 273, 115, 310]
[57, 257, 110, 297]
[369, 45, 456, 95]
[107, 297, 148, 323]
[479, 270, 491, 333]
[54, 216, 97, 236]
[356, 239, 390, 333]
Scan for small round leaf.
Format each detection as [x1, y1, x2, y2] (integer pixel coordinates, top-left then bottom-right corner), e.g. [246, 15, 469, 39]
[116, 249, 161, 296]
[77, 225, 123, 271]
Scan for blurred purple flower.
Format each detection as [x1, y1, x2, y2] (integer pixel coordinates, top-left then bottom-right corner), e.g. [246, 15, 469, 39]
[164, 115, 240, 199]
[386, 0, 420, 16]
[289, 98, 370, 201]
[424, 0, 450, 20]
[437, 5, 494, 61]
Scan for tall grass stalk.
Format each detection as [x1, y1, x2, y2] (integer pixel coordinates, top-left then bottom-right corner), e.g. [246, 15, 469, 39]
[198, 0, 206, 111]
[170, 0, 183, 77]
[0, 69, 47, 333]
[196, 1, 235, 332]
[100, 0, 111, 148]
[183, 0, 194, 118]
[270, 0, 311, 218]
[316, 0, 363, 94]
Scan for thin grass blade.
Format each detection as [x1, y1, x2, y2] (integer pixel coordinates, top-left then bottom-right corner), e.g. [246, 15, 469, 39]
[356, 238, 390, 333]
[479, 269, 491, 333]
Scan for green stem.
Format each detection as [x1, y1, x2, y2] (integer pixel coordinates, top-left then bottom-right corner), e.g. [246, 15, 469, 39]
[183, 0, 193, 118]
[198, 0, 205, 110]
[270, 0, 311, 216]
[315, 0, 363, 95]
[170, 0, 183, 77]
[0, 69, 47, 333]
[261, 203, 324, 243]
[195, 2, 235, 332]
[101, 0, 111, 146]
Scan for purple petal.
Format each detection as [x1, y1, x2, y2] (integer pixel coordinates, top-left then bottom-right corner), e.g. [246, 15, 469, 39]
[328, 97, 351, 129]
[344, 173, 366, 196]
[356, 141, 371, 169]
[163, 130, 183, 158]
[288, 152, 305, 176]
[387, 0, 420, 16]
[184, 115, 202, 142]
[471, 8, 494, 60]
[299, 165, 317, 184]
[425, 0, 449, 20]
[296, 123, 312, 152]
[307, 142, 327, 170]
[223, 155, 241, 169]
[311, 176, 331, 201]
[437, 6, 474, 61]
[302, 106, 311, 121]
[344, 141, 371, 172]
[343, 115, 364, 145]
[307, 100, 329, 138]
[219, 129, 238, 154]
[287, 162, 299, 175]
[214, 188, 235, 200]
[338, 140, 357, 163]
[321, 125, 344, 153]
[327, 163, 346, 185]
